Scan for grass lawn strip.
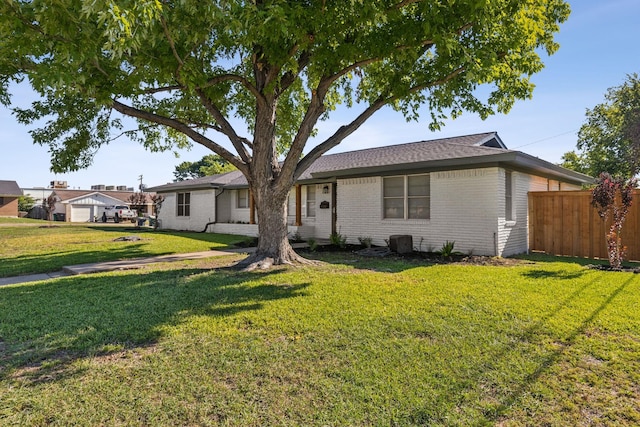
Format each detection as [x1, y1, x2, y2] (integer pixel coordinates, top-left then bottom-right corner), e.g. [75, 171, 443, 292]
[0, 223, 249, 277]
[1, 256, 639, 425]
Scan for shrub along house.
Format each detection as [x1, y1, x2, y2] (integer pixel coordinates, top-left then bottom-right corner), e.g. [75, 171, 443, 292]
[148, 132, 593, 257]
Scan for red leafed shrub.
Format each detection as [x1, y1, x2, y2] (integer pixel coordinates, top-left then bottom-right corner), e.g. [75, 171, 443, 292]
[591, 172, 637, 269]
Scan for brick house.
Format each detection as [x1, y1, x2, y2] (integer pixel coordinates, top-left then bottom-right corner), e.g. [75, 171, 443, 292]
[0, 180, 23, 217]
[147, 132, 593, 257]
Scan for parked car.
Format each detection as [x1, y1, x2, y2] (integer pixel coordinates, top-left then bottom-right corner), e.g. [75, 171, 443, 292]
[100, 205, 137, 223]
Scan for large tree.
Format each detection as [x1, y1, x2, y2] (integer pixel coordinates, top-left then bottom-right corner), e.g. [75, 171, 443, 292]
[561, 73, 640, 178]
[0, 0, 570, 268]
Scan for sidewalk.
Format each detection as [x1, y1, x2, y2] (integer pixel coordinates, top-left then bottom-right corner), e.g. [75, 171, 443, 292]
[0, 247, 256, 287]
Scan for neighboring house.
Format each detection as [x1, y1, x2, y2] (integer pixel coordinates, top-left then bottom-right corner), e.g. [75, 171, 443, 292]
[21, 187, 54, 208]
[0, 180, 23, 217]
[49, 189, 156, 222]
[147, 132, 593, 257]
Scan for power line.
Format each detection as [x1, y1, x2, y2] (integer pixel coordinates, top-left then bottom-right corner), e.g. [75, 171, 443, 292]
[512, 129, 579, 149]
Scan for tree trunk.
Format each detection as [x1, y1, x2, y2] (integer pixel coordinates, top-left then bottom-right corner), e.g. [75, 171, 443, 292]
[235, 184, 312, 270]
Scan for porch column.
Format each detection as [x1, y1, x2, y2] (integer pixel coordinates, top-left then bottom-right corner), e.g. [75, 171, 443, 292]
[249, 190, 256, 224]
[295, 184, 302, 226]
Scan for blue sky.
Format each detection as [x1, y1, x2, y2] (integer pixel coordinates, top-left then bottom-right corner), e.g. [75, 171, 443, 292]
[2, 0, 639, 190]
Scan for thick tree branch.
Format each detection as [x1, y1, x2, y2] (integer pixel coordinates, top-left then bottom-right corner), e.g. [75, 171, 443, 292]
[388, 0, 423, 11]
[279, 49, 312, 94]
[278, 89, 327, 187]
[200, 74, 265, 106]
[111, 99, 248, 174]
[195, 88, 253, 164]
[142, 85, 182, 94]
[160, 15, 185, 79]
[294, 66, 466, 179]
[294, 97, 387, 180]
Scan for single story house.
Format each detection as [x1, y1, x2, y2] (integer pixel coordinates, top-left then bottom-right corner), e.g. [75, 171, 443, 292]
[49, 189, 156, 222]
[147, 132, 593, 257]
[0, 180, 23, 217]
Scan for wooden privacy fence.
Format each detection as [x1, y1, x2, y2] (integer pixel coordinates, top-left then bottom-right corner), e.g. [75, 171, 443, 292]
[528, 190, 640, 262]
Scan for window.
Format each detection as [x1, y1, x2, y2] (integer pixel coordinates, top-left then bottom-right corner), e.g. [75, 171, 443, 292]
[306, 185, 316, 217]
[505, 171, 513, 221]
[177, 192, 190, 217]
[237, 189, 249, 209]
[383, 174, 430, 219]
[287, 190, 296, 217]
[408, 175, 430, 219]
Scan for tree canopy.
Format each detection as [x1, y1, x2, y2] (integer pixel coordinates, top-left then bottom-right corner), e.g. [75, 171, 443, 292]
[0, 0, 571, 267]
[174, 154, 236, 181]
[561, 73, 640, 178]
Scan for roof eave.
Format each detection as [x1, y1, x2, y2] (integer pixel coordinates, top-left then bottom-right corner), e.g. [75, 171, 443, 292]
[149, 183, 221, 193]
[310, 152, 595, 185]
[508, 152, 595, 185]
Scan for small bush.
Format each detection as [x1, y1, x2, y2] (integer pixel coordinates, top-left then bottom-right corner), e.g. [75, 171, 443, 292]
[329, 232, 347, 249]
[358, 236, 373, 248]
[435, 241, 462, 258]
[307, 237, 318, 252]
[289, 231, 303, 243]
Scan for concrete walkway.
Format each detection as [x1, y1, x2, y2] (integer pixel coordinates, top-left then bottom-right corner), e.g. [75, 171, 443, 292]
[0, 247, 256, 287]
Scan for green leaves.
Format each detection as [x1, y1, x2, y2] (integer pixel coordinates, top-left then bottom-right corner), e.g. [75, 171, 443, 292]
[1, 0, 570, 173]
[563, 74, 640, 178]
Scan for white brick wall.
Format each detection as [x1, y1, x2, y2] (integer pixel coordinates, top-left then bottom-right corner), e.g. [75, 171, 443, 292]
[285, 184, 333, 238]
[336, 169, 501, 256]
[211, 223, 314, 239]
[157, 189, 216, 231]
[157, 171, 582, 253]
[498, 172, 561, 257]
[229, 189, 251, 224]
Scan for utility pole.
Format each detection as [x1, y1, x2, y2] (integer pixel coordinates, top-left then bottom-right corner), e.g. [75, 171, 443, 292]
[138, 175, 144, 191]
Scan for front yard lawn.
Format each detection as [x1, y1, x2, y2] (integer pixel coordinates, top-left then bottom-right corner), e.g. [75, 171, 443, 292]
[1, 255, 639, 425]
[0, 223, 250, 277]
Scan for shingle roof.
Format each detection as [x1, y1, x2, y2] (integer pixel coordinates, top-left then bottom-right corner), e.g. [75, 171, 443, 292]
[300, 132, 507, 179]
[0, 180, 23, 197]
[148, 132, 593, 192]
[53, 189, 156, 203]
[147, 170, 243, 192]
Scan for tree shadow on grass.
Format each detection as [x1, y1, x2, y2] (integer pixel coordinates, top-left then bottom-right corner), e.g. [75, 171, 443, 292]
[405, 272, 637, 425]
[87, 226, 250, 246]
[515, 252, 640, 269]
[0, 244, 170, 278]
[0, 267, 309, 385]
[520, 268, 586, 280]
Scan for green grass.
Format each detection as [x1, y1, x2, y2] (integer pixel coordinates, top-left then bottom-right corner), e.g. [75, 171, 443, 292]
[0, 223, 250, 277]
[1, 255, 639, 426]
[0, 217, 46, 224]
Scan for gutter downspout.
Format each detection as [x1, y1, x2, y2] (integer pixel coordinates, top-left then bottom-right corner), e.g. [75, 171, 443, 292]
[201, 186, 224, 233]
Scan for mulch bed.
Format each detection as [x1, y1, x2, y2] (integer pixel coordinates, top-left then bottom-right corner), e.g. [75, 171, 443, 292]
[302, 244, 528, 266]
[586, 264, 640, 273]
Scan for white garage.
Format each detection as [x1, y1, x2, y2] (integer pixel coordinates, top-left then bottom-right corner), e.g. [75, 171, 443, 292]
[70, 205, 94, 223]
[51, 190, 137, 223]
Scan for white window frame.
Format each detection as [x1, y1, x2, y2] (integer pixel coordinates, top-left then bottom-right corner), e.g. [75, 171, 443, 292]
[306, 185, 316, 218]
[505, 170, 515, 222]
[383, 174, 430, 220]
[177, 192, 190, 217]
[237, 188, 249, 209]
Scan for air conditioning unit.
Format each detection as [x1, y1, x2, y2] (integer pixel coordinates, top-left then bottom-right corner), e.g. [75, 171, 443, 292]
[50, 180, 68, 189]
